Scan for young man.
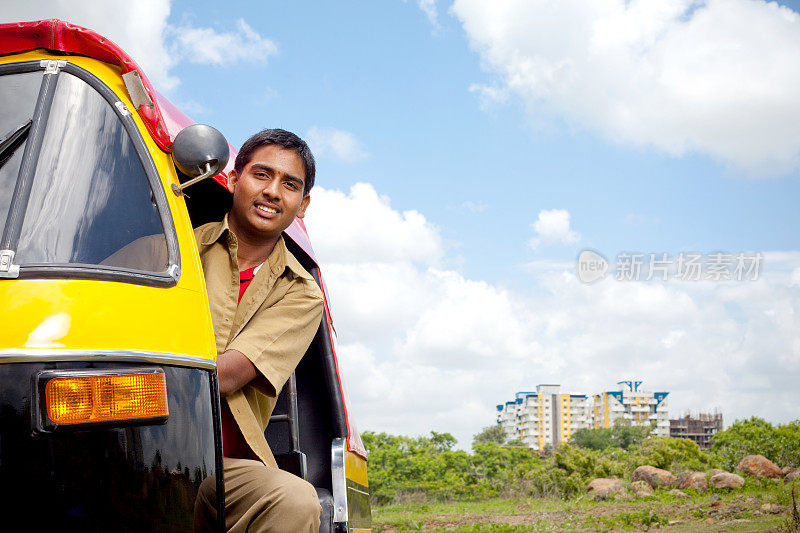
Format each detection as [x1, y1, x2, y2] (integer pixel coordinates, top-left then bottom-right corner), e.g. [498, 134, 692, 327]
[194, 129, 324, 532]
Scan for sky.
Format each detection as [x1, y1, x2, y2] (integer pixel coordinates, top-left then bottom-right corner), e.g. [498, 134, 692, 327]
[4, 0, 800, 449]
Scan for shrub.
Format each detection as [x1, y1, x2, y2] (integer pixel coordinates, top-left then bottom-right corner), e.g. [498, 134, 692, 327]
[711, 417, 800, 471]
[363, 421, 794, 505]
[627, 436, 709, 473]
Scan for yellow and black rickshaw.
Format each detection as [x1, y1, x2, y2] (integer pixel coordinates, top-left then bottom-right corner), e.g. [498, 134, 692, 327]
[0, 19, 370, 532]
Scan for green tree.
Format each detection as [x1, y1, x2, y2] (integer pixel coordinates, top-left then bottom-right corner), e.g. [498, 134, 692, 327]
[611, 419, 653, 450]
[711, 417, 800, 470]
[571, 427, 615, 450]
[428, 431, 458, 453]
[473, 425, 506, 445]
[362, 431, 481, 502]
[570, 419, 651, 451]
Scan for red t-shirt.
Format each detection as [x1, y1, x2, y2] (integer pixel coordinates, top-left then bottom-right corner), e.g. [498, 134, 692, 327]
[221, 265, 259, 458]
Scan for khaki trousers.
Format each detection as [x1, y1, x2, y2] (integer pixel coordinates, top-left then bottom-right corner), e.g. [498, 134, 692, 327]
[195, 458, 322, 533]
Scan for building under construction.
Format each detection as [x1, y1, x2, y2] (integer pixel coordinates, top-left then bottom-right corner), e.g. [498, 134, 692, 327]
[669, 412, 724, 449]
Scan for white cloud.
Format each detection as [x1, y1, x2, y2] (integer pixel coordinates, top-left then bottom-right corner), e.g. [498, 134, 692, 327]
[529, 208, 581, 249]
[468, 83, 509, 110]
[1, 1, 276, 92]
[452, 0, 800, 176]
[306, 182, 800, 448]
[417, 0, 439, 28]
[306, 183, 442, 266]
[171, 19, 277, 66]
[404, 0, 440, 29]
[305, 126, 368, 162]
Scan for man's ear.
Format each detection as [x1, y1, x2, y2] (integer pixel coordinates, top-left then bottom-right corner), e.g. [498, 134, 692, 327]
[296, 194, 311, 219]
[226, 170, 238, 194]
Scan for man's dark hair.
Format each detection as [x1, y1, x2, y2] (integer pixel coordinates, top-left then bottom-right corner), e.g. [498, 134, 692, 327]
[234, 129, 316, 194]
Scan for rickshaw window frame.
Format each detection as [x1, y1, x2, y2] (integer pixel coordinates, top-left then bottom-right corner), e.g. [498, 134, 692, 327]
[0, 61, 55, 251]
[0, 60, 181, 288]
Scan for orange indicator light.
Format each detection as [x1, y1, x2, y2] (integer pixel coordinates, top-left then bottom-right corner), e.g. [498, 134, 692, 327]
[45, 372, 168, 425]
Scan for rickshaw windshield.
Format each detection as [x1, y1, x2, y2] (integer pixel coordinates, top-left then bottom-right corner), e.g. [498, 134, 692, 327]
[1, 68, 169, 275]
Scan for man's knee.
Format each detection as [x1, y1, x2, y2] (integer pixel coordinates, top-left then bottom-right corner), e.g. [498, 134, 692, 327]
[223, 459, 321, 532]
[270, 473, 322, 522]
[193, 473, 218, 533]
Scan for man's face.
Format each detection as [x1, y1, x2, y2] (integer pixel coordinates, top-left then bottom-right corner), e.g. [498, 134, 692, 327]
[227, 145, 310, 241]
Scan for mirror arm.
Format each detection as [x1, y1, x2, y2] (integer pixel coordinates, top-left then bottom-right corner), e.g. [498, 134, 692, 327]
[171, 162, 216, 197]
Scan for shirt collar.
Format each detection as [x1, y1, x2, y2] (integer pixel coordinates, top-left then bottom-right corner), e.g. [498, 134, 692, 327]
[200, 214, 314, 281]
[199, 214, 232, 246]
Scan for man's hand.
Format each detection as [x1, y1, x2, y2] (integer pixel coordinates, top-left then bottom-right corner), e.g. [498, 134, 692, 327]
[217, 349, 258, 397]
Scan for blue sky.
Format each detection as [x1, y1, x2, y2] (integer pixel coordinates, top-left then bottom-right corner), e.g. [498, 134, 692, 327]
[6, 0, 800, 447]
[165, 0, 800, 288]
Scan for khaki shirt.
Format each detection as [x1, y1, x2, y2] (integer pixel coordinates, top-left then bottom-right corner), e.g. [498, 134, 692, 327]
[195, 216, 324, 467]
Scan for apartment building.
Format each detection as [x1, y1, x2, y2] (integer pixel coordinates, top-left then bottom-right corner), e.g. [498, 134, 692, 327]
[592, 380, 670, 437]
[497, 380, 671, 449]
[496, 385, 591, 451]
[496, 397, 522, 444]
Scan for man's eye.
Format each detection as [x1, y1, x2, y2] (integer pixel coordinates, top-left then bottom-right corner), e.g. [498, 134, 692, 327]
[285, 182, 298, 190]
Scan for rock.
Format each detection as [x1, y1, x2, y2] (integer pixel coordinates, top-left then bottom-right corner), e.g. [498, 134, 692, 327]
[737, 455, 782, 479]
[633, 465, 677, 488]
[710, 472, 745, 489]
[677, 471, 708, 492]
[587, 478, 624, 500]
[631, 480, 654, 496]
[708, 468, 728, 477]
[671, 489, 690, 499]
[784, 468, 800, 482]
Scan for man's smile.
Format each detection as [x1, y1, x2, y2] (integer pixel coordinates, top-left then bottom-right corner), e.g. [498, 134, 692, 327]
[255, 203, 280, 217]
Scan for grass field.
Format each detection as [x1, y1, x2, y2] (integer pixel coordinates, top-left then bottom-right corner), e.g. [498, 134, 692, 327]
[372, 480, 800, 532]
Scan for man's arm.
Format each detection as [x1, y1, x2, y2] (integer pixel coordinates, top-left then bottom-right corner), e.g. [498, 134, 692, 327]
[223, 278, 324, 398]
[217, 349, 258, 397]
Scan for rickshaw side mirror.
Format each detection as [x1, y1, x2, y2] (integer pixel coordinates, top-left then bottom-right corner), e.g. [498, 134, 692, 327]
[171, 124, 230, 196]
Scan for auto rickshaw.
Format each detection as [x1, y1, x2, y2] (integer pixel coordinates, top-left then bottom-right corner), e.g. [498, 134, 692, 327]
[0, 19, 370, 532]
